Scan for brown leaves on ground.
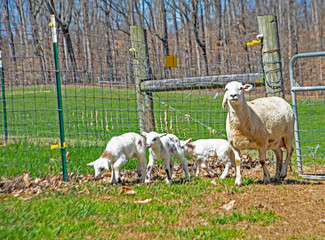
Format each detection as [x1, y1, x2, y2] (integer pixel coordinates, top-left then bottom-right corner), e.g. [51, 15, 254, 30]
[0, 154, 262, 198]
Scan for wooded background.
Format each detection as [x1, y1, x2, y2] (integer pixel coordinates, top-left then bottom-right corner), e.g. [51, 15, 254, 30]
[1, 0, 324, 92]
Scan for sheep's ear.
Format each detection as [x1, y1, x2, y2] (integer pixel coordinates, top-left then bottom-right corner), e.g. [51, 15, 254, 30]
[158, 133, 167, 138]
[87, 161, 95, 167]
[243, 84, 253, 92]
[222, 93, 228, 109]
[141, 132, 148, 138]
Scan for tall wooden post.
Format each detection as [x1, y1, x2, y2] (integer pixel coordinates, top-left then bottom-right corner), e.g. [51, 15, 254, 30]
[257, 15, 284, 98]
[130, 26, 155, 133]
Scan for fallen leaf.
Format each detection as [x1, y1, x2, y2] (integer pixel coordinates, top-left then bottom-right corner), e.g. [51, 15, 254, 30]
[22, 172, 31, 187]
[220, 200, 236, 211]
[135, 199, 152, 204]
[121, 186, 137, 195]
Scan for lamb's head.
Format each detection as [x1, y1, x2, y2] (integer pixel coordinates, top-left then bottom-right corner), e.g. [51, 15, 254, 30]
[180, 138, 193, 154]
[87, 157, 110, 178]
[222, 81, 252, 109]
[142, 131, 167, 148]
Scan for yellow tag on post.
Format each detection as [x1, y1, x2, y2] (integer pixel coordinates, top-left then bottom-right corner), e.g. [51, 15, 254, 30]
[165, 56, 178, 67]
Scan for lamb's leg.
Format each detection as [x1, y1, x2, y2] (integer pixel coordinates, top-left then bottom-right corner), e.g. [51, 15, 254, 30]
[170, 159, 174, 179]
[176, 154, 190, 181]
[164, 158, 172, 184]
[233, 148, 242, 186]
[273, 148, 283, 181]
[137, 155, 147, 183]
[112, 156, 127, 184]
[195, 159, 201, 177]
[110, 164, 117, 184]
[200, 159, 215, 177]
[145, 155, 155, 184]
[258, 150, 270, 183]
[220, 162, 231, 179]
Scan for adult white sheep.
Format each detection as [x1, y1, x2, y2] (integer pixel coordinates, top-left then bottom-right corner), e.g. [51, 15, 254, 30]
[222, 81, 294, 186]
[142, 131, 190, 184]
[87, 132, 146, 184]
[180, 138, 237, 180]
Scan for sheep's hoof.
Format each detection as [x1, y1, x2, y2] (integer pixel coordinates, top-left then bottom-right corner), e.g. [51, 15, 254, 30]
[272, 174, 281, 182]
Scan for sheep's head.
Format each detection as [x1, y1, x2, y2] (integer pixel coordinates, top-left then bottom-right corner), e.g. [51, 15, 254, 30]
[180, 138, 192, 154]
[142, 131, 167, 148]
[87, 157, 110, 178]
[222, 81, 252, 109]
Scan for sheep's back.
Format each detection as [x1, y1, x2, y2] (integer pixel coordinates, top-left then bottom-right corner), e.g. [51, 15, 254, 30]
[247, 97, 294, 136]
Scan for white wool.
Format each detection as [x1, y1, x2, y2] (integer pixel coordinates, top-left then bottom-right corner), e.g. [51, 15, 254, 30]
[142, 131, 190, 184]
[222, 81, 294, 186]
[87, 132, 146, 184]
[180, 138, 235, 179]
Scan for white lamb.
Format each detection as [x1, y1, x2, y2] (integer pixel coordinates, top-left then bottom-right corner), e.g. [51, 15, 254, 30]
[222, 81, 294, 186]
[180, 138, 236, 179]
[87, 132, 147, 184]
[142, 131, 190, 184]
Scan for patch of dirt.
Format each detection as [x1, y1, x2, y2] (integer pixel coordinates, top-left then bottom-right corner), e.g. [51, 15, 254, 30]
[179, 167, 325, 239]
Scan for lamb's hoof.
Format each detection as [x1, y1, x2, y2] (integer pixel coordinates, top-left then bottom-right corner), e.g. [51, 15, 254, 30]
[165, 179, 172, 184]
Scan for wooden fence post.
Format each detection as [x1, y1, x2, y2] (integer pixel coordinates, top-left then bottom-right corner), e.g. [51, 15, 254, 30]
[257, 15, 284, 98]
[130, 26, 155, 133]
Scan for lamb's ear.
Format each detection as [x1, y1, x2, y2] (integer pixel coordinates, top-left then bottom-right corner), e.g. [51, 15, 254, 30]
[243, 84, 253, 92]
[141, 132, 148, 138]
[158, 133, 167, 138]
[87, 161, 95, 167]
[222, 92, 228, 109]
[184, 138, 192, 145]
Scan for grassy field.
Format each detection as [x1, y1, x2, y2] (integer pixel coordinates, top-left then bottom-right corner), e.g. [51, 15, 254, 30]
[0, 85, 324, 178]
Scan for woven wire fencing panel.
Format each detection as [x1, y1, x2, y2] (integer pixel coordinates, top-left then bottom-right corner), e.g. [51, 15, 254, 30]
[0, 24, 266, 178]
[290, 55, 325, 179]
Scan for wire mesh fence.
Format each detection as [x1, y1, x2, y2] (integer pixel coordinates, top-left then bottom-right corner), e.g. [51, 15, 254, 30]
[1, 18, 324, 180]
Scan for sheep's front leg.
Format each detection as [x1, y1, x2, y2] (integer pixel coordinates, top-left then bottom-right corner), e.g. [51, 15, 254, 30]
[111, 156, 127, 184]
[258, 150, 270, 183]
[233, 149, 242, 186]
[145, 154, 155, 184]
[164, 158, 172, 184]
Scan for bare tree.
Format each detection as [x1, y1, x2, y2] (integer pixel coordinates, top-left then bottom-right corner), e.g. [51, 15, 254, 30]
[2, 0, 16, 62]
[45, 0, 79, 83]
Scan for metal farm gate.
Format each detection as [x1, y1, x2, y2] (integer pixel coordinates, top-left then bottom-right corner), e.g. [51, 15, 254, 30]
[290, 52, 325, 180]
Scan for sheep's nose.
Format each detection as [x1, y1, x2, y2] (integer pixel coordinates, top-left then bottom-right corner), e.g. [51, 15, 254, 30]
[146, 144, 151, 148]
[230, 94, 237, 98]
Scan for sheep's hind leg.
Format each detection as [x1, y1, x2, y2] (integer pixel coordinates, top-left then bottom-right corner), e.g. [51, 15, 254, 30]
[272, 148, 283, 181]
[258, 150, 270, 183]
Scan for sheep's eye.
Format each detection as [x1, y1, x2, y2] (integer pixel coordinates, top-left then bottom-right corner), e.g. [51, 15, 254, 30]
[239, 87, 243, 90]
[152, 137, 157, 141]
[225, 88, 228, 91]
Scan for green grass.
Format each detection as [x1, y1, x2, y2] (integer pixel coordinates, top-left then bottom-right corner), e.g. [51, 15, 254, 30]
[0, 178, 263, 240]
[0, 85, 324, 177]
